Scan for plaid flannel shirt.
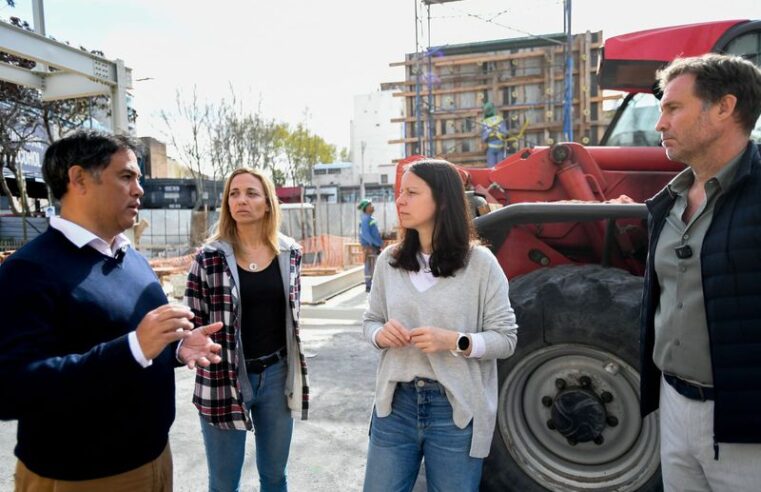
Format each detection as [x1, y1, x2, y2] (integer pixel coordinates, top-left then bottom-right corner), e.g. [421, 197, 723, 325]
[185, 238, 309, 430]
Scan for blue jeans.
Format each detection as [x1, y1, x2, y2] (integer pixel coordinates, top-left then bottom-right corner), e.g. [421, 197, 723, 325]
[199, 358, 293, 492]
[486, 147, 504, 167]
[363, 378, 483, 492]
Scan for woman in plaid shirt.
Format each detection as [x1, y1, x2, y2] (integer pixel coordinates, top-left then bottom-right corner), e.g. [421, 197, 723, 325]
[185, 168, 309, 492]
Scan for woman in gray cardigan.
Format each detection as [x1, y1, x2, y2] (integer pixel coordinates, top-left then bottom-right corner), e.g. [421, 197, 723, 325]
[362, 159, 518, 491]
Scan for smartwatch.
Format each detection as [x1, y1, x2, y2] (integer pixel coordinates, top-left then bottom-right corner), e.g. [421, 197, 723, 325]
[455, 333, 470, 353]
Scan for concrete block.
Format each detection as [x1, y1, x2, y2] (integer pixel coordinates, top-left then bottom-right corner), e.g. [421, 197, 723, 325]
[301, 266, 363, 304]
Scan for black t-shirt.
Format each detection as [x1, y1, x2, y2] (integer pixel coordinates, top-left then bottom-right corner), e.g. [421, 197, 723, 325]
[237, 259, 287, 359]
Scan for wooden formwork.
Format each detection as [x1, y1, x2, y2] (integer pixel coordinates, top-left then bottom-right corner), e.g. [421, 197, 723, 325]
[387, 32, 618, 167]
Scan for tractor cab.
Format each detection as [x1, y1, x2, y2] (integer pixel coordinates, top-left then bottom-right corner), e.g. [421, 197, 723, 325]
[598, 19, 761, 146]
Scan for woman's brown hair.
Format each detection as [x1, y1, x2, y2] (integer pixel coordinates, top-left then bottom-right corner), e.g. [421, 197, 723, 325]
[390, 159, 476, 277]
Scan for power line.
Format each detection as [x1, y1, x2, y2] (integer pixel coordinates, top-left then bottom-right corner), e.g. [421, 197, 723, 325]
[431, 1, 566, 46]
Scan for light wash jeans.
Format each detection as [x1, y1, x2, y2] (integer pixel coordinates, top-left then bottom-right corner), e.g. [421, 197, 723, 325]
[200, 358, 293, 492]
[486, 147, 504, 168]
[363, 378, 483, 492]
[660, 374, 761, 491]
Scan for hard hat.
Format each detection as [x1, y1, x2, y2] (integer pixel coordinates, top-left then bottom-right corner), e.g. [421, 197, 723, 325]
[358, 198, 372, 211]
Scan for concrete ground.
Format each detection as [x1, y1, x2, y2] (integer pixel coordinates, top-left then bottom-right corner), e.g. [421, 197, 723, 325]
[0, 285, 429, 491]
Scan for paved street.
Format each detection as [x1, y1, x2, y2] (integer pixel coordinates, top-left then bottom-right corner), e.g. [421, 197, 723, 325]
[0, 286, 428, 491]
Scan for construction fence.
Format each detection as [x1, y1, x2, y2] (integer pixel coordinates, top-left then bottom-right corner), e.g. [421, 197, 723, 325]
[0, 202, 399, 273]
[139, 201, 399, 273]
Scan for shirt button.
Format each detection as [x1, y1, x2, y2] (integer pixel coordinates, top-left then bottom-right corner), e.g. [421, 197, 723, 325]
[675, 339, 681, 346]
[680, 265, 687, 272]
[683, 234, 690, 240]
[416, 380, 425, 388]
[677, 302, 683, 309]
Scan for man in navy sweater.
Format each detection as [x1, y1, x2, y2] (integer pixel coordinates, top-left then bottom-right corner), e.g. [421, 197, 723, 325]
[0, 131, 223, 491]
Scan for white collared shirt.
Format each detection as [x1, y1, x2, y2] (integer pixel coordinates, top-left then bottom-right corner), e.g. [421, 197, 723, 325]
[49, 216, 131, 257]
[49, 216, 151, 368]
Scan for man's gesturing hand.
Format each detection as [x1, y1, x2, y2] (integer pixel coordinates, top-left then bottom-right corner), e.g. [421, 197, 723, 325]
[136, 304, 195, 360]
[179, 322, 223, 369]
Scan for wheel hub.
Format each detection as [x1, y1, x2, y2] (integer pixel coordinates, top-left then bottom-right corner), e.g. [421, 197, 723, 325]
[498, 345, 661, 490]
[550, 387, 607, 443]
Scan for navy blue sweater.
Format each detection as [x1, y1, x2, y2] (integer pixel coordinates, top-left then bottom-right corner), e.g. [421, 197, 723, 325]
[640, 142, 761, 443]
[0, 228, 174, 480]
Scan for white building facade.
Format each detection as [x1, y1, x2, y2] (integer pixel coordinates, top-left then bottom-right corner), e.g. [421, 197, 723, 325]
[349, 90, 405, 190]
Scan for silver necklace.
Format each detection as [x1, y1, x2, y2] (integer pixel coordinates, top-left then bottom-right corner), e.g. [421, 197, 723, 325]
[238, 246, 262, 272]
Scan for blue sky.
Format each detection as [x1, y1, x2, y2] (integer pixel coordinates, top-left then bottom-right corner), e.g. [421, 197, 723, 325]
[2, 1, 758, 151]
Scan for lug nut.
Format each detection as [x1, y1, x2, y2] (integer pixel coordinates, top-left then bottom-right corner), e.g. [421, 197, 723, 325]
[555, 378, 566, 390]
[604, 362, 620, 375]
[567, 437, 577, 446]
[547, 419, 556, 430]
[607, 416, 619, 427]
[541, 396, 553, 407]
[594, 435, 605, 445]
[601, 391, 613, 403]
[579, 376, 592, 387]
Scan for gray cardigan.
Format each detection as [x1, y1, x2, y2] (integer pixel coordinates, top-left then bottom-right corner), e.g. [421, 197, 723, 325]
[363, 245, 518, 457]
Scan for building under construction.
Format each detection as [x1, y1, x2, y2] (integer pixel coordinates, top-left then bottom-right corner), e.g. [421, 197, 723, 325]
[387, 31, 616, 167]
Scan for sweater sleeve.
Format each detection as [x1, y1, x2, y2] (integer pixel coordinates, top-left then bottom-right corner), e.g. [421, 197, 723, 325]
[363, 250, 389, 349]
[477, 249, 518, 360]
[0, 259, 142, 420]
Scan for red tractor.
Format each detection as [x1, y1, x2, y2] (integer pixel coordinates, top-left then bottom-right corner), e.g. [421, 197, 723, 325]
[395, 19, 761, 492]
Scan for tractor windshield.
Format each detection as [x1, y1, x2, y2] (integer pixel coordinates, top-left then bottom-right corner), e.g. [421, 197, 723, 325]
[603, 93, 661, 146]
[603, 92, 761, 146]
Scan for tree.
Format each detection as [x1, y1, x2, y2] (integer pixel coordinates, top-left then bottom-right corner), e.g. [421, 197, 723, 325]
[160, 87, 210, 210]
[205, 90, 288, 186]
[0, 83, 39, 219]
[0, 15, 41, 223]
[282, 122, 336, 186]
[339, 147, 350, 162]
[163, 91, 336, 194]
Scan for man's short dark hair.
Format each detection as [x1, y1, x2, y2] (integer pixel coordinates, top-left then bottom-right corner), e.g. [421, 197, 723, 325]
[657, 53, 761, 135]
[43, 130, 143, 200]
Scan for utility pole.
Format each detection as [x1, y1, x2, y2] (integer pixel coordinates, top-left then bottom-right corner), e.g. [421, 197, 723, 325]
[562, 0, 574, 142]
[413, 1, 462, 157]
[414, 1, 424, 155]
[426, 2, 435, 157]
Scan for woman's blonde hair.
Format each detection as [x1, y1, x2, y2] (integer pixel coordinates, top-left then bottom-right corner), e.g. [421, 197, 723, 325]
[208, 167, 281, 255]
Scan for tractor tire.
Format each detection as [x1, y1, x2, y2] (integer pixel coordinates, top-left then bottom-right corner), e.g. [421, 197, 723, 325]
[481, 264, 662, 492]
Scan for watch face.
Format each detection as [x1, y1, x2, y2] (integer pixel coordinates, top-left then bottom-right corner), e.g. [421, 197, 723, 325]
[458, 335, 470, 351]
